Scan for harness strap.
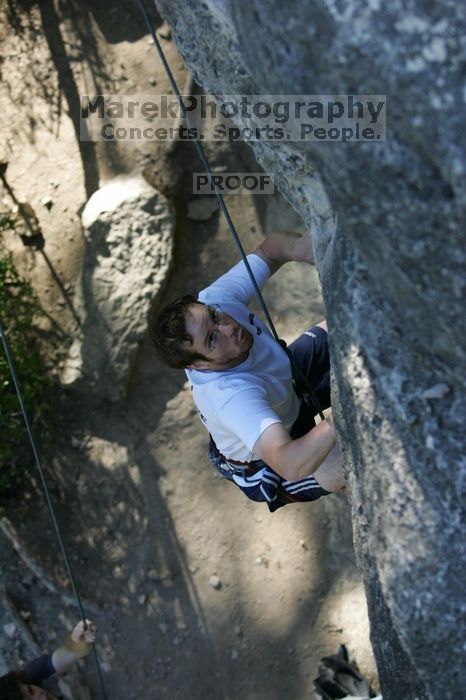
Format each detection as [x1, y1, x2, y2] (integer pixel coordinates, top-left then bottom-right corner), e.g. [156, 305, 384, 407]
[279, 337, 325, 419]
[209, 435, 265, 477]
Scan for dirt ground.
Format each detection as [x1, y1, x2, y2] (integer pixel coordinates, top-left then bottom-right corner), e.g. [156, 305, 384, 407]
[0, 2, 378, 698]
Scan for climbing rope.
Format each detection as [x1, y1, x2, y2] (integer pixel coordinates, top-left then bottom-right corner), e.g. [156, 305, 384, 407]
[0, 320, 107, 700]
[138, 0, 325, 420]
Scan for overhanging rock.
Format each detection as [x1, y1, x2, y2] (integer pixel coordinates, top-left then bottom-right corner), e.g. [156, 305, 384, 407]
[153, 1, 466, 698]
[61, 173, 174, 400]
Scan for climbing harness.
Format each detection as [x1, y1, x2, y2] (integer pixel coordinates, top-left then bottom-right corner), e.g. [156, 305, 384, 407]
[138, 0, 325, 420]
[0, 321, 107, 700]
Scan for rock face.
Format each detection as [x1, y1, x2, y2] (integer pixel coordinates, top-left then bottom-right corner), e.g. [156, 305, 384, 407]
[61, 173, 174, 400]
[154, 2, 465, 698]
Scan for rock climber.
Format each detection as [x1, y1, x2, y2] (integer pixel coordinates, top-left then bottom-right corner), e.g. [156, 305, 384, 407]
[151, 230, 345, 512]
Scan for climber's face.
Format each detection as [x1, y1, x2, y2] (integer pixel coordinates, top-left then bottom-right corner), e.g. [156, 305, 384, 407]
[184, 303, 253, 370]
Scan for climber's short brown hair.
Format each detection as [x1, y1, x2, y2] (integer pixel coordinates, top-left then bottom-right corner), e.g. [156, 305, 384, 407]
[150, 294, 209, 369]
[0, 671, 28, 700]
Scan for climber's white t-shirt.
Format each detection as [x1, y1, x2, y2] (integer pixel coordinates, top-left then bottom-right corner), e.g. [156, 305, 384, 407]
[185, 254, 300, 463]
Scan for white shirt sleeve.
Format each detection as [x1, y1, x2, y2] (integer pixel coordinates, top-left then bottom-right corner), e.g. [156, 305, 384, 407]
[198, 253, 271, 306]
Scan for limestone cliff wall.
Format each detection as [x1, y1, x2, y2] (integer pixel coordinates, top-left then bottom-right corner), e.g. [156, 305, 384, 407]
[153, 2, 466, 698]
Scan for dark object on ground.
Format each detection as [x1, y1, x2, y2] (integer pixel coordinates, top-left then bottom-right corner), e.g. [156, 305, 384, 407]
[314, 644, 374, 699]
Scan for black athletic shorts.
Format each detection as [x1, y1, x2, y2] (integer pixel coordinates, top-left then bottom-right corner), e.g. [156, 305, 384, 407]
[288, 324, 331, 437]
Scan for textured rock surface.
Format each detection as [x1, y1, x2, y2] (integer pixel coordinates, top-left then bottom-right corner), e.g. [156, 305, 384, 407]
[154, 1, 466, 698]
[61, 173, 174, 399]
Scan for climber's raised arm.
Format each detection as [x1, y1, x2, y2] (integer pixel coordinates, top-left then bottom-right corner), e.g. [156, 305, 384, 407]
[253, 230, 315, 274]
